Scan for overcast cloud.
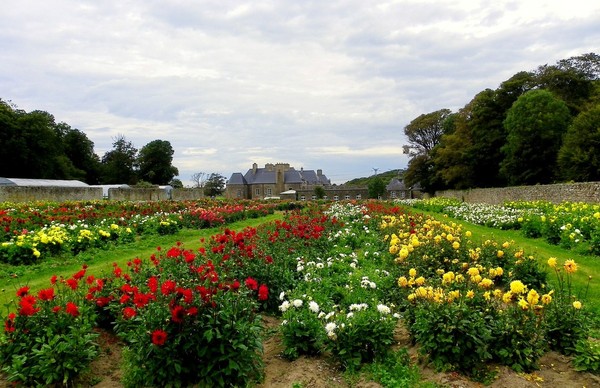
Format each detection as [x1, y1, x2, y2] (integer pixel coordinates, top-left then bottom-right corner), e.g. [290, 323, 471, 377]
[1, 0, 599, 184]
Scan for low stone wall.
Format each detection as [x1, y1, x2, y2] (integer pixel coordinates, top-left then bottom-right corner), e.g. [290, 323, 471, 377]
[172, 188, 205, 201]
[435, 182, 600, 205]
[108, 188, 168, 201]
[0, 186, 103, 202]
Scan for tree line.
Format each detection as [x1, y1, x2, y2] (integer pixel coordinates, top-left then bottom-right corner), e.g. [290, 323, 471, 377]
[0, 100, 179, 186]
[403, 53, 600, 193]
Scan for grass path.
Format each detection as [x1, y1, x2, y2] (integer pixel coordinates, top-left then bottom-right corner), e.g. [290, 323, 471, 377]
[0, 214, 282, 311]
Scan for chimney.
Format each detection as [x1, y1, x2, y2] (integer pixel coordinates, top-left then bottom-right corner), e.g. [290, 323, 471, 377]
[252, 163, 257, 174]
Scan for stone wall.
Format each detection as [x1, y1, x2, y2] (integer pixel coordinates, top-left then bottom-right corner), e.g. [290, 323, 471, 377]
[108, 188, 169, 201]
[0, 186, 103, 202]
[434, 182, 600, 205]
[171, 188, 205, 201]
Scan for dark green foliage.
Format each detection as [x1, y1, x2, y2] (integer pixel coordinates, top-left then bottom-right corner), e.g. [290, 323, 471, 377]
[137, 139, 179, 185]
[500, 89, 571, 185]
[558, 105, 600, 182]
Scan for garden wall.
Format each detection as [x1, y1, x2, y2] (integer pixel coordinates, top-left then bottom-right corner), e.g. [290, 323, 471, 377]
[0, 186, 102, 202]
[434, 182, 600, 205]
[108, 188, 168, 201]
[172, 188, 205, 201]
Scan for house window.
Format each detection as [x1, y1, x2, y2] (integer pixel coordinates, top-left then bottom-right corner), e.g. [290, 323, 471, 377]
[311, 195, 316, 200]
[356, 194, 361, 200]
[401, 191, 406, 199]
[333, 195, 339, 201]
[255, 188, 260, 195]
[345, 195, 350, 200]
[267, 188, 272, 196]
[391, 191, 397, 199]
[236, 189, 242, 198]
[323, 195, 328, 200]
[300, 195, 306, 201]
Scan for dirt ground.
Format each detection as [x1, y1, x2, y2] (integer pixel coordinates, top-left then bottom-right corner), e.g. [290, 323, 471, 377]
[3, 316, 599, 388]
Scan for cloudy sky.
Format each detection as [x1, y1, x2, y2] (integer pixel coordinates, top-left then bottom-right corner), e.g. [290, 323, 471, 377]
[1, 1, 599, 185]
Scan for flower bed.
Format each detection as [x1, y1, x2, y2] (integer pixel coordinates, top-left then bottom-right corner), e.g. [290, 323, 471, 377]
[0, 200, 595, 386]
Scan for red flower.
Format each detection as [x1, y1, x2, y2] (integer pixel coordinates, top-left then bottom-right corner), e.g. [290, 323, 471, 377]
[161, 280, 177, 296]
[65, 302, 79, 317]
[86, 275, 95, 285]
[258, 284, 269, 301]
[119, 294, 131, 304]
[19, 302, 39, 317]
[151, 329, 168, 346]
[50, 275, 58, 285]
[4, 313, 16, 333]
[231, 280, 240, 291]
[186, 306, 198, 316]
[16, 286, 29, 298]
[171, 305, 186, 323]
[245, 277, 258, 291]
[37, 288, 55, 301]
[122, 307, 136, 320]
[72, 268, 86, 280]
[96, 296, 112, 307]
[148, 276, 158, 293]
[53, 306, 62, 313]
[65, 278, 78, 290]
[176, 287, 193, 304]
[183, 250, 196, 263]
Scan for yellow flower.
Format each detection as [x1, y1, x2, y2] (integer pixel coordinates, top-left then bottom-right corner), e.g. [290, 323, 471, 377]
[495, 267, 504, 277]
[493, 289, 503, 299]
[452, 241, 460, 250]
[502, 291, 513, 303]
[409, 268, 417, 278]
[407, 294, 416, 302]
[573, 301, 582, 309]
[518, 298, 529, 310]
[466, 290, 475, 299]
[465, 231, 472, 237]
[415, 276, 425, 286]
[446, 234, 454, 242]
[502, 241, 510, 249]
[564, 259, 578, 274]
[510, 280, 526, 294]
[526, 289, 539, 305]
[442, 271, 455, 285]
[389, 245, 399, 254]
[483, 291, 491, 301]
[547, 257, 557, 268]
[467, 267, 480, 277]
[497, 250, 504, 258]
[397, 276, 408, 287]
[398, 247, 409, 260]
[478, 278, 494, 289]
[541, 293, 552, 305]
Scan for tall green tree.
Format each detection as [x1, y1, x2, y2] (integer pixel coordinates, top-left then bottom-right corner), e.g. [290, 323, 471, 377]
[137, 140, 179, 185]
[203, 173, 226, 197]
[367, 176, 386, 199]
[557, 105, 600, 182]
[101, 135, 138, 184]
[500, 89, 571, 185]
[61, 125, 102, 184]
[404, 108, 452, 155]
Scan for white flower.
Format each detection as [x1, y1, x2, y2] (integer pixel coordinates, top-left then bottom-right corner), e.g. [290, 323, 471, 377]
[318, 311, 326, 319]
[350, 262, 356, 269]
[377, 304, 391, 314]
[279, 301, 290, 312]
[309, 301, 320, 313]
[281, 320, 288, 325]
[279, 291, 286, 300]
[292, 299, 303, 308]
[316, 262, 324, 269]
[347, 312, 354, 318]
[325, 322, 337, 334]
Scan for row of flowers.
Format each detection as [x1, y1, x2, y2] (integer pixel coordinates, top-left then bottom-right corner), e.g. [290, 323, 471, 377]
[1, 200, 593, 386]
[398, 198, 600, 255]
[381, 211, 591, 377]
[0, 200, 276, 265]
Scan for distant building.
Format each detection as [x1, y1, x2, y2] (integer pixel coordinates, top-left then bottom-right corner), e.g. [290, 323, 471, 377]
[0, 177, 89, 187]
[385, 178, 422, 199]
[226, 163, 331, 199]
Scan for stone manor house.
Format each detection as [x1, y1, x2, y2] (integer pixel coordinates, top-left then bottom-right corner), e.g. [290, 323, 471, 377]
[225, 162, 420, 201]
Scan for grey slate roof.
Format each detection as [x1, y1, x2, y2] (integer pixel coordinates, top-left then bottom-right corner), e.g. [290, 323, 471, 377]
[227, 173, 248, 185]
[0, 178, 89, 187]
[386, 178, 406, 191]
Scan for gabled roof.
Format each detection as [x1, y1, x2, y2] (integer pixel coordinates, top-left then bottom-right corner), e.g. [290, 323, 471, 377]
[0, 177, 89, 187]
[386, 178, 406, 191]
[227, 173, 248, 185]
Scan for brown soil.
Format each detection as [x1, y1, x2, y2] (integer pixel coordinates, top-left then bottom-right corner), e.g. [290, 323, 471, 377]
[2, 317, 599, 388]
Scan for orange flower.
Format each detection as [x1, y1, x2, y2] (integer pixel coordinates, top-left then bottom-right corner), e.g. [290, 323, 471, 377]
[564, 259, 578, 274]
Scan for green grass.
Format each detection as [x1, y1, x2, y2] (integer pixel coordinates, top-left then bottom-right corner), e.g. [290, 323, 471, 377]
[417, 210, 600, 316]
[0, 214, 282, 313]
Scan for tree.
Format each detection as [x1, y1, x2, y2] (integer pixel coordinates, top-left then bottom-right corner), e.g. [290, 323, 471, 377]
[557, 105, 600, 182]
[403, 108, 452, 155]
[137, 140, 179, 184]
[314, 186, 325, 199]
[169, 178, 184, 188]
[62, 126, 102, 184]
[367, 176, 386, 199]
[203, 173, 226, 197]
[101, 135, 138, 184]
[500, 90, 571, 185]
[191, 172, 208, 188]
